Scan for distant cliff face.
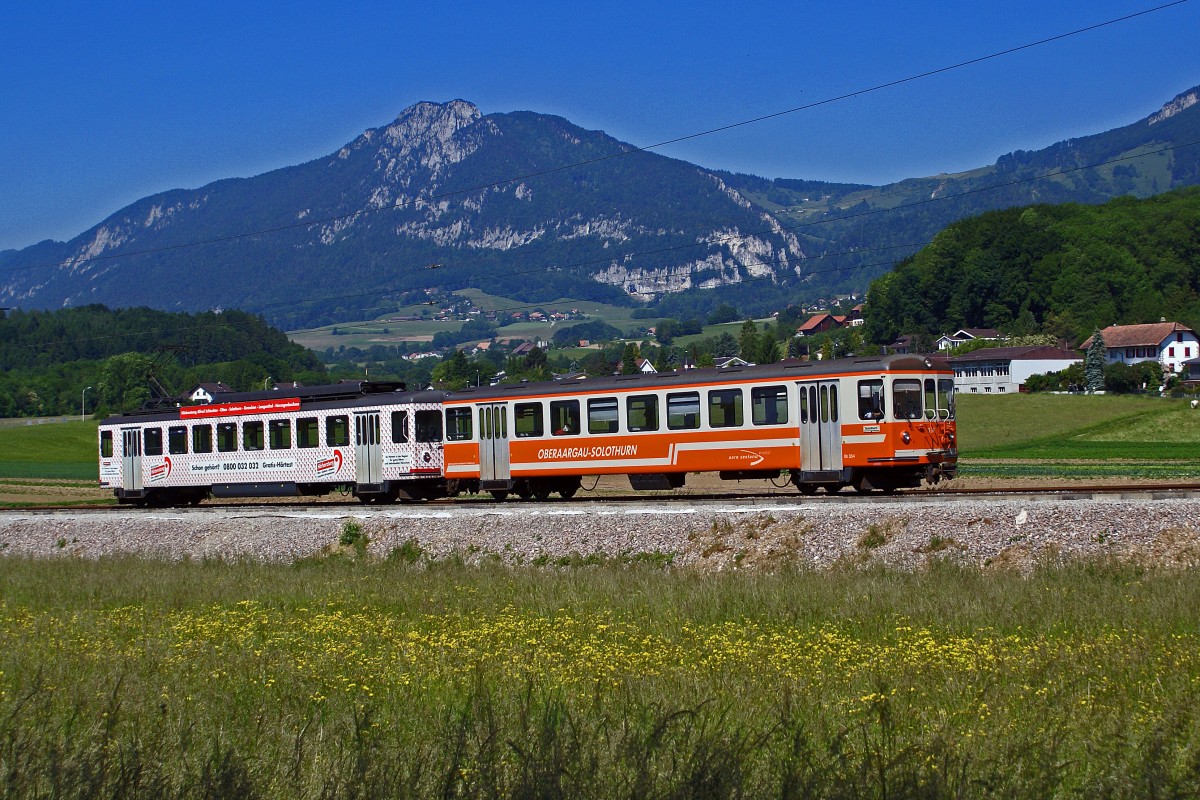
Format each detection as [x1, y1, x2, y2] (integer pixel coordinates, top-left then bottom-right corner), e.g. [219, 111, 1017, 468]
[1149, 89, 1199, 125]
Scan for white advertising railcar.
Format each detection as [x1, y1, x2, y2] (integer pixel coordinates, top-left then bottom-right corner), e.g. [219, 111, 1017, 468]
[97, 382, 451, 506]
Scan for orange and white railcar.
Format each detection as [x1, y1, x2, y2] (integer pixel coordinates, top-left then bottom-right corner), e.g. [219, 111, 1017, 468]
[442, 354, 956, 499]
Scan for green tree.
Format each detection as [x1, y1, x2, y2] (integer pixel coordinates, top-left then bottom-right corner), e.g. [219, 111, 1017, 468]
[98, 353, 155, 413]
[738, 320, 759, 362]
[620, 343, 640, 375]
[1085, 329, 1106, 392]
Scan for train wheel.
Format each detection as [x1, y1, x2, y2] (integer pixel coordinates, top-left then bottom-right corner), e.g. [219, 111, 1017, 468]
[533, 486, 553, 502]
[515, 481, 533, 501]
[796, 483, 818, 495]
[489, 490, 509, 502]
[559, 485, 577, 500]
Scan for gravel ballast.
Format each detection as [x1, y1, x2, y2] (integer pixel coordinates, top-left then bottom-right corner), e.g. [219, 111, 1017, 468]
[4, 495, 1200, 571]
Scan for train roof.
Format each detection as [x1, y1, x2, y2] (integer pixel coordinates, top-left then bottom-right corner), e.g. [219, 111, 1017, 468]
[99, 381, 451, 425]
[447, 354, 950, 403]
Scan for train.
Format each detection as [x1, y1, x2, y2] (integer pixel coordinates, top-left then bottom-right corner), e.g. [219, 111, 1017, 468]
[97, 354, 957, 506]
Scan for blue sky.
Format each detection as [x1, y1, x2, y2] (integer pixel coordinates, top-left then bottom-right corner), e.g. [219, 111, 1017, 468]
[1, 0, 1197, 252]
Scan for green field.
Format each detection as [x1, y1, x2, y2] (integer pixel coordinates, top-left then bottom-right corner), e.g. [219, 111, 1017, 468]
[288, 290, 644, 352]
[955, 393, 1200, 478]
[0, 419, 98, 480]
[2, 557, 1199, 797]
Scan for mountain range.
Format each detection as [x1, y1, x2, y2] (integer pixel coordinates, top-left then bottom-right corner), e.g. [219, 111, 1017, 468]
[2, 86, 1198, 329]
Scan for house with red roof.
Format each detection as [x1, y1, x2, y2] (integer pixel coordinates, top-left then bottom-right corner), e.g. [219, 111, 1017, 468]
[1080, 322, 1199, 374]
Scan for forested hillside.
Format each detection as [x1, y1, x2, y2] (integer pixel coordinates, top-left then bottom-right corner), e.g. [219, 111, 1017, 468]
[0, 306, 326, 417]
[863, 187, 1200, 346]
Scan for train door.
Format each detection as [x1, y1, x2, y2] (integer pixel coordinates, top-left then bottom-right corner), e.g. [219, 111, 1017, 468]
[478, 403, 511, 490]
[796, 380, 842, 477]
[354, 412, 382, 486]
[121, 428, 143, 491]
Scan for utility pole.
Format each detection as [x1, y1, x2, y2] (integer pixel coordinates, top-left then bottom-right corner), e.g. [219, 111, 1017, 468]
[81, 386, 92, 421]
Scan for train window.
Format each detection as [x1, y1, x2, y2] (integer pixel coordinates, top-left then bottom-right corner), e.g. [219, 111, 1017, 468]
[217, 423, 237, 452]
[799, 388, 809, 424]
[193, 425, 212, 453]
[751, 386, 788, 425]
[587, 397, 619, 434]
[627, 394, 659, 432]
[391, 410, 409, 443]
[144, 428, 163, 456]
[708, 389, 743, 428]
[858, 380, 885, 420]
[514, 403, 544, 437]
[100, 430, 113, 458]
[269, 419, 291, 449]
[168, 426, 188, 455]
[892, 380, 922, 420]
[479, 408, 489, 440]
[297, 417, 319, 448]
[830, 386, 839, 422]
[939, 379, 955, 419]
[243, 421, 265, 451]
[415, 410, 442, 442]
[446, 408, 473, 441]
[924, 380, 937, 420]
[550, 400, 580, 436]
[326, 416, 349, 447]
[667, 392, 700, 430]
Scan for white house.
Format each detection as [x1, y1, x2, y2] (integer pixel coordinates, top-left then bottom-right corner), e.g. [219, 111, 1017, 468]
[946, 346, 1081, 394]
[188, 382, 233, 404]
[936, 328, 1001, 352]
[1080, 322, 1200, 374]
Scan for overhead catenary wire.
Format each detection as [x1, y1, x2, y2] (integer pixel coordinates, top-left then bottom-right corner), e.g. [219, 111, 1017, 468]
[0, 0, 1189, 279]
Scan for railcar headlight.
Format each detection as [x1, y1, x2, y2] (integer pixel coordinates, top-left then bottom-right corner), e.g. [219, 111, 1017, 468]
[901, 431, 911, 444]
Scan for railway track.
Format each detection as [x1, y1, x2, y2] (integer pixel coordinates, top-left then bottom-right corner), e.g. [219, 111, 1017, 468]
[10, 481, 1200, 515]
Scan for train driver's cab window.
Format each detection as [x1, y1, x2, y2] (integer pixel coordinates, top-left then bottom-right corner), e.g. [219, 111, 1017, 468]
[708, 389, 743, 428]
[326, 415, 350, 447]
[391, 410, 409, 443]
[550, 400, 580, 436]
[168, 426, 188, 455]
[892, 380, 922, 420]
[858, 380, 885, 420]
[269, 419, 291, 449]
[415, 410, 442, 442]
[297, 417, 319, 448]
[217, 423, 237, 452]
[587, 397, 619, 434]
[627, 394, 659, 432]
[143, 428, 163, 456]
[100, 430, 113, 458]
[243, 421, 265, 451]
[667, 392, 700, 430]
[514, 402, 543, 437]
[939, 378, 955, 419]
[751, 385, 788, 426]
[446, 408, 473, 441]
[193, 424, 213, 454]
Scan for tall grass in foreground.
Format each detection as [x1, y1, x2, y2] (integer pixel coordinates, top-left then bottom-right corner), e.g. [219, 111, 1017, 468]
[2, 556, 1200, 798]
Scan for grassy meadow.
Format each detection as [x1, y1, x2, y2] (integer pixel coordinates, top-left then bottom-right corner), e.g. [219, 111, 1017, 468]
[955, 393, 1200, 479]
[2, 556, 1200, 798]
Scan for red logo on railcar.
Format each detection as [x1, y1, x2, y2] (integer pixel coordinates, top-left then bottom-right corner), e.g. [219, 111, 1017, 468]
[316, 451, 343, 477]
[148, 456, 173, 483]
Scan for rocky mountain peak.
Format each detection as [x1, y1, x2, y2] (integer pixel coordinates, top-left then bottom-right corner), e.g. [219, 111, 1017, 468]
[383, 99, 482, 146]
